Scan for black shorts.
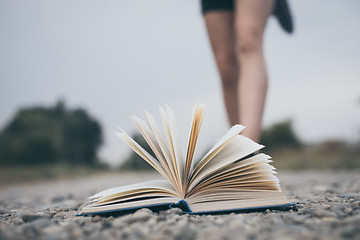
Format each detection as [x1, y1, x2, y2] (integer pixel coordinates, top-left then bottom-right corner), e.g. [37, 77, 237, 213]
[201, 0, 234, 14]
[201, 0, 294, 34]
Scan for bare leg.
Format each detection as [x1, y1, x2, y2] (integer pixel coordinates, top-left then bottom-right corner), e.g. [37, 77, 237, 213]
[234, 0, 274, 141]
[203, 11, 239, 125]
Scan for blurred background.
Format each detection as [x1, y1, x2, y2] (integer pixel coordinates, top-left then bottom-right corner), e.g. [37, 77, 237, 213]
[1, 0, 359, 184]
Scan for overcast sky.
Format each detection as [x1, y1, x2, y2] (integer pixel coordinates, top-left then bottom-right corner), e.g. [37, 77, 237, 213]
[1, 0, 359, 166]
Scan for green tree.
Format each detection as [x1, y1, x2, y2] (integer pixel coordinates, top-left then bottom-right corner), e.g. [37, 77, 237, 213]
[0, 100, 102, 166]
[260, 120, 301, 150]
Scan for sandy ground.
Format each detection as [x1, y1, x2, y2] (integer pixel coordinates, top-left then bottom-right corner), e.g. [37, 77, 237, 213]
[0, 171, 359, 240]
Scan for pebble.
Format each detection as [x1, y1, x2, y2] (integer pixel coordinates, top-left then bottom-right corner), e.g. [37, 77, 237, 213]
[0, 171, 359, 240]
[42, 225, 69, 240]
[21, 211, 52, 222]
[0, 207, 10, 214]
[131, 208, 153, 222]
[340, 225, 359, 239]
[162, 207, 183, 215]
[53, 210, 76, 219]
[112, 217, 127, 228]
[51, 196, 65, 202]
[28, 218, 54, 229]
[350, 201, 360, 210]
[313, 209, 338, 218]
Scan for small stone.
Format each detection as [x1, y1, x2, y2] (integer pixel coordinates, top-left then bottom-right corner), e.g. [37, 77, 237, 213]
[215, 218, 225, 225]
[163, 208, 183, 215]
[21, 222, 40, 237]
[341, 225, 359, 238]
[146, 217, 158, 225]
[313, 209, 337, 219]
[51, 196, 65, 202]
[112, 218, 126, 228]
[0, 207, 10, 214]
[53, 211, 76, 219]
[131, 208, 153, 222]
[333, 210, 347, 218]
[351, 201, 360, 210]
[21, 211, 51, 222]
[42, 225, 69, 240]
[302, 208, 315, 215]
[283, 214, 307, 224]
[344, 208, 353, 215]
[29, 218, 54, 229]
[352, 210, 360, 216]
[343, 214, 360, 224]
[88, 230, 102, 240]
[102, 220, 113, 229]
[338, 193, 353, 199]
[11, 218, 24, 225]
[92, 215, 102, 222]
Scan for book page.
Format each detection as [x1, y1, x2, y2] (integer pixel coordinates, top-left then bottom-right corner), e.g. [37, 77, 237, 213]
[187, 154, 280, 197]
[187, 189, 286, 204]
[190, 125, 246, 182]
[143, 110, 177, 188]
[131, 115, 178, 191]
[184, 104, 205, 188]
[80, 180, 180, 215]
[80, 197, 180, 215]
[132, 116, 170, 173]
[201, 154, 275, 184]
[89, 180, 178, 204]
[116, 131, 169, 180]
[190, 169, 278, 195]
[187, 191, 289, 213]
[188, 134, 263, 191]
[160, 105, 184, 193]
[192, 176, 280, 194]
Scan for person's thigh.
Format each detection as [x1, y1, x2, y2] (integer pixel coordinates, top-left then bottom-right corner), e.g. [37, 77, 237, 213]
[234, 0, 274, 47]
[203, 11, 236, 67]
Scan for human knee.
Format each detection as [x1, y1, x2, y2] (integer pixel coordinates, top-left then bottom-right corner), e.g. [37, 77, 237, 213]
[235, 28, 262, 56]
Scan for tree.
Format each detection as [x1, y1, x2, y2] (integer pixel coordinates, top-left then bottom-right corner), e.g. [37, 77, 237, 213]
[260, 120, 302, 150]
[0, 100, 102, 166]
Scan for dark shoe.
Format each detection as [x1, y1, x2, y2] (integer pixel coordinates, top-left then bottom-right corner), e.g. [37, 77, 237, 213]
[272, 0, 294, 34]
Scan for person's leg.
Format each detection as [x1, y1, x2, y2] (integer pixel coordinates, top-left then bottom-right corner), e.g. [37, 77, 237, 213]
[234, 0, 274, 141]
[203, 11, 239, 126]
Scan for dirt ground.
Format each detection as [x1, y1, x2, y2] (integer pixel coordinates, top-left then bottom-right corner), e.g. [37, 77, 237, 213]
[0, 171, 359, 240]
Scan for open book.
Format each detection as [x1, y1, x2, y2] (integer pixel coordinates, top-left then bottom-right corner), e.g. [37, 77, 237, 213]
[78, 104, 293, 215]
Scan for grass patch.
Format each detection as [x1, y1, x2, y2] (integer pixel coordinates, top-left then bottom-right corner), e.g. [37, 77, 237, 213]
[0, 164, 113, 186]
[269, 144, 360, 170]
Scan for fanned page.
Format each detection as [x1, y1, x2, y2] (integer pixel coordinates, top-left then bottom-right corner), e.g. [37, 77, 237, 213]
[162, 105, 185, 191]
[131, 115, 180, 192]
[185, 153, 289, 213]
[190, 124, 246, 182]
[78, 180, 180, 215]
[116, 131, 168, 179]
[184, 104, 205, 191]
[187, 134, 264, 192]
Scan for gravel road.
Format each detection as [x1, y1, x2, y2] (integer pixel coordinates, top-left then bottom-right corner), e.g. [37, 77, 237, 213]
[0, 171, 359, 240]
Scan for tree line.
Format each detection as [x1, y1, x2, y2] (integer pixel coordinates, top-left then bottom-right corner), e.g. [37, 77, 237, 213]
[0, 101, 102, 166]
[120, 120, 302, 171]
